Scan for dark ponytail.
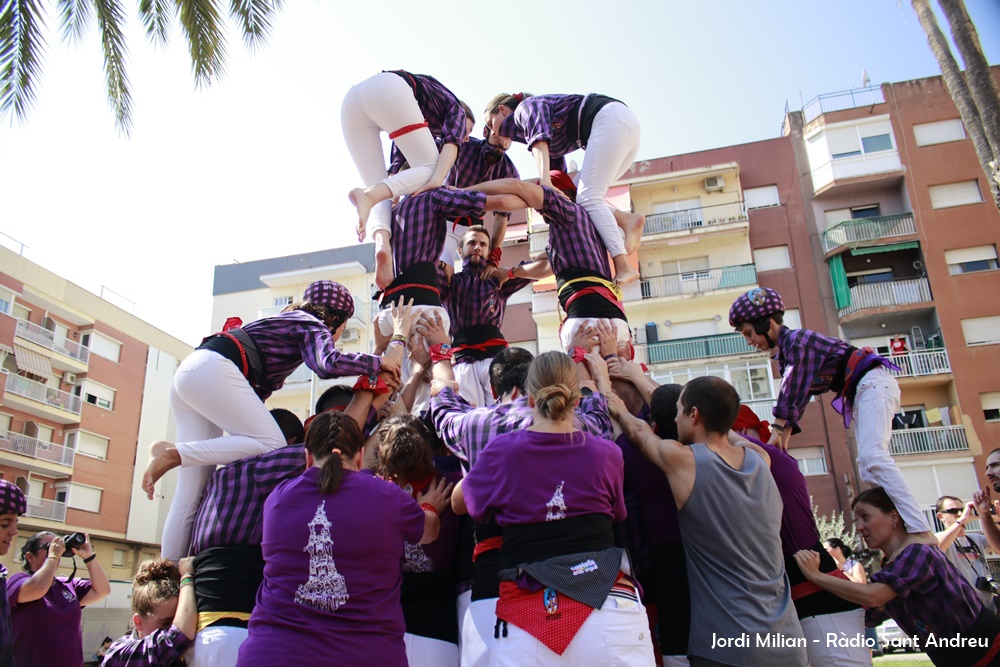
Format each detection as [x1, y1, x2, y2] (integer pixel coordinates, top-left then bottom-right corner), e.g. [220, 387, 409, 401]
[306, 411, 363, 495]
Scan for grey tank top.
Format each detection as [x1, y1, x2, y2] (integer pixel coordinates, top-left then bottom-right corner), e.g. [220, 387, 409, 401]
[679, 443, 808, 666]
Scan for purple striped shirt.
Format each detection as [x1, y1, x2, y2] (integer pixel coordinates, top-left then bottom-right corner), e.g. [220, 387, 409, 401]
[498, 94, 584, 157]
[101, 627, 192, 667]
[391, 189, 487, 274]
[538, 186, 612, 280]
[240, 311, 381, 399]
[773, 326, 853, 429]
[442, 258, 532, 335]
[389, 70, 467, 147]
[190, 445, 305, 554]
[448, 137, 521, 189]
[431, 388, 612, 468]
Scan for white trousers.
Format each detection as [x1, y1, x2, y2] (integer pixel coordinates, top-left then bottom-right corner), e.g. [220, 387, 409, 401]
[341, 72, 440, 239]
[460, 596, 497, 667]
[455, 358, 496, 408]
[188, 625, 249, 667]
[161, 350, 286, 561]
[800, 608, 872, 667]
[559, 317, 632, 355]
[405, 633, 460, 667]
[576, 102, 641, 259]
[490, 595, 656, 667]
[853, 366, 931, 533]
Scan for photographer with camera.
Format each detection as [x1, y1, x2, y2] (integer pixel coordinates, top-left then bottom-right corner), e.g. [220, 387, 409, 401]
[7, 531, 110, 665]
[936, 496, 1000, 612]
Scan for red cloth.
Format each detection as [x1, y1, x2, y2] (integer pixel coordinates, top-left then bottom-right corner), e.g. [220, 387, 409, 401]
[472, 536, 503, 562]
[790, 567, 849, 600]
[732, 405, 772, 443]
[549, 170, 577, 194]
[495, 581, 594, 656]
[453, 338, 509, 353]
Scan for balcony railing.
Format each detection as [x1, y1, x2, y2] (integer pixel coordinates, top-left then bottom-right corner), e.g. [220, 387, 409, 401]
[643, 201, 748, 237]
[890, 425, 969, 457]
[889, 349, 951, 378]
[24, 496, 67, 522]
[4, 373, 82, 415]
[626, 264, 757, 302]
[744, 399, 777, 424]
[811, 151, 903, 192]
[529, 225, 550, 255]
[803, 86, 886, 124]
[0, 430, 75, 467]
[822, 213, 917, 254]
[838, 278, 932, 318]
[634, 333, 759, 366]
[14, 319, 90, 364]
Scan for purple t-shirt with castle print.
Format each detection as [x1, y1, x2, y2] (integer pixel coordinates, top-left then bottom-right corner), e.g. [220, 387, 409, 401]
[235, 467, 424, 667]
[7, 573, 92, 665]
[462, 429, 625, 526]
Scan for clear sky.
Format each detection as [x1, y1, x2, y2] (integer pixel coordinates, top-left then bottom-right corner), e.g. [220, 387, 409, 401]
[2, 0, 998, 347]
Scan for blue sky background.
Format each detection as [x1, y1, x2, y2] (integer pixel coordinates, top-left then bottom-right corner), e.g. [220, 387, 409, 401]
[1, 0, 998, 345]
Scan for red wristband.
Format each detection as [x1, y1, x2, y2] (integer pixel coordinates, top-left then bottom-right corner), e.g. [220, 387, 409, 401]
[507, 268, 516, 281]
[568, 346, 587, 363]
[420, 502, 439, 516]
[352, 374, 390, 395]
[429, 343, 454, 364]
[488, 248, 502, 267]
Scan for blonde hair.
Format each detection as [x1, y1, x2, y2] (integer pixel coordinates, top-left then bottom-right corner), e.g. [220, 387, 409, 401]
[526, 351, 580, 422]
[132, 559, 180, 617]
[484, 93, 529, 116]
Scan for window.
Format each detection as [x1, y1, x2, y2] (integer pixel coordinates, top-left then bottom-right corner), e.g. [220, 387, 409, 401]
[273, 296, 293, 307]
[983, 393, 1000, 422]
[946, 245, 998, 275]
[84, 331, 122, 363]
[11, 303, 29, 321]
[861, 134, 893, 153]
[782, 309, 802, 330]
[827, 120, 895, 159]
[744, 185, 780, 210]
[961, 316, 1000, 346]
[67, 483, 102, 512]
[847, 269, 894, 287]
[929, 180, 983, 209]
[78, 381, 116, 410]
[0, 287, 12, 315]
[790, 447, 828, 476]
[914, 119, 966, 147]
[753, 246, 791, 272]
[0, 413, 11, 433]
[893, 406, 927, 430]
[112, 549, 127, 567]
[65, 430, 109, 460]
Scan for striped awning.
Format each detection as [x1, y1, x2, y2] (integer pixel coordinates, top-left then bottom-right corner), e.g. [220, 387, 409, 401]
[13, 345, 51, 379]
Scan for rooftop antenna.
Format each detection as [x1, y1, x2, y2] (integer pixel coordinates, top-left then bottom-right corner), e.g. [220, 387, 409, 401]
[862, 68, 871, 88]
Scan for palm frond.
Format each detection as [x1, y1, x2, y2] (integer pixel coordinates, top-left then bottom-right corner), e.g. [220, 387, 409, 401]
[176, 0, 227, 87]
[229, 0, 279, 51]
[56, 0, 92, 44]
[92, 0, 132, 135]
[137, 0, 174, 47]
[0, 0, 49, 123]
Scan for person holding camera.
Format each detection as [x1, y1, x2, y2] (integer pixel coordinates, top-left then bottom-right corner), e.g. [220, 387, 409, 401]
[936, 495, 999, 612]
[7, 531, 110, 665]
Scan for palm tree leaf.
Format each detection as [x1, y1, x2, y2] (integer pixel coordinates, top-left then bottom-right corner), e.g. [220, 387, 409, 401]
[92, 0, 132, 135]
[175, 0, 227, 87]
[0, 0, 49, 122]
[228, 0, 278, 51]
[137, 0, 174, 47]
[56, 0, 92, 44]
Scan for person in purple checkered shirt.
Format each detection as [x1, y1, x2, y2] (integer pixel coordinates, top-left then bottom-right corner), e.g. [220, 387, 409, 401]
[0, 479, 26, 667]
[796, 487, 1000, 666]
[142, 280, 412, 562]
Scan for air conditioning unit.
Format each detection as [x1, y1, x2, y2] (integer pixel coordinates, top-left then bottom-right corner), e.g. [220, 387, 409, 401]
[704, 176, 725, 192]
[62, 372, 78, 385]
[340, 329, 359, 343]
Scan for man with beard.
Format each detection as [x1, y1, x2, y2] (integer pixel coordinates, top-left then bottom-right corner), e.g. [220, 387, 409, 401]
[972, 449, 1000, 554]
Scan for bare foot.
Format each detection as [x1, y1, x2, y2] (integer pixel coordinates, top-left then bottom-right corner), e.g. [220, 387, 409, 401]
[349, 188, 374, 242]
[141, 441, 181, 500]
[612, 255, 640, 286]
[616, 211, 646, 255]
[375, 246, 395, 291]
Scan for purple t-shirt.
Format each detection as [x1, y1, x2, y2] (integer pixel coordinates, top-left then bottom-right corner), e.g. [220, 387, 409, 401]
[463, 429, 625, 527]
[754, 439, 821, 554]
[236, 467, 424, 667]
[617, 433, 679, 547]
[7, 573, 92, 665]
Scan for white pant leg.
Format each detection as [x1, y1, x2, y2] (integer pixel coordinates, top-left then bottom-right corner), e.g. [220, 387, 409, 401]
[462, 597, 498, 667]
[440, 225, 463, 265]
[559, 317, 632, 354]
[341, 72, 439, 239]
[575, 103, 641, 259]
[455, 358, 495, 408]
[853, 367, 931, 533]
[405, 633, 460, 667]
[800, 608, 872, 667]
[188, 626, 249, 667]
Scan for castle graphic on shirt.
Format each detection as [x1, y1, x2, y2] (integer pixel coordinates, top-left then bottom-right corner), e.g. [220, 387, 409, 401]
[294, 501, 349, 612]
[546, 481, 567, 521]
[402, 541, 434, 573]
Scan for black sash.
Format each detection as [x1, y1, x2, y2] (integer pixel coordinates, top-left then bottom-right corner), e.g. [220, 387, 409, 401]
[194, 545, 264, 614]
[564, 94, 622, 150]
[556, 267, 626, 321]
[453, 323, 507, 363]
[499, 514, 614, 571]
[923, 605, 1000, 667]
[377, 261, 443, 308]
[197, 328, 267, 394]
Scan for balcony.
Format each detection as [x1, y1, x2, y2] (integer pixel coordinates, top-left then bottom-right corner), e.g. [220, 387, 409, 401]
[24, 496, 67, 522]
[625, 264, 757, 303]
[633, 333, 759, 366]
[0, 430, 75, 472]
[889, 425, 969, 457]
[811, 151, 903, 194]
[888, 349, 951, 379]
[3, 373, 82, 423]
[643, 201, 748, 239]
[803, 85, 886, 124]
[529, 225, 550, 256]
[837, 278, 932, 319]
[14, 318, 89, 367]
[744, 399, 777, 424]
[822, 213, 917, 255]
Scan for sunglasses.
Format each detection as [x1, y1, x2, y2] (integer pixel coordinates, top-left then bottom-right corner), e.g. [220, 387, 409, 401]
[940, 508, 963, 515]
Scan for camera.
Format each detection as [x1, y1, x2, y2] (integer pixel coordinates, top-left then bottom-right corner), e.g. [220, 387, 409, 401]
[61, 532, 87, 556]
[975, 576, 1000, 595]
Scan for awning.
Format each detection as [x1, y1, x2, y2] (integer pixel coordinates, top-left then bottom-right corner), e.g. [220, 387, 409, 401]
[851, 242, 919, 256]
[13, 345, 51, 379]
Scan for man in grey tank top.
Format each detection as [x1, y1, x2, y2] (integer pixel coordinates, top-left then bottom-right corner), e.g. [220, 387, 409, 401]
[609, 376, 808, 667]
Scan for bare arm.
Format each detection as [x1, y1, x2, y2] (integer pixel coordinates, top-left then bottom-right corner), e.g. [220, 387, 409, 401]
[973, 488, 1000, 553]
[17, 537, 64, 603]
[173, 558, 198, 640]
[511, 258, 552, 281]
[467, 178, 546, 210]
[532, 141, 553, 188]
[417, 478, 453, 544]
[76, 535, 111, 606]
[491, 214, 509, 253]
[451, 480, 467, 515]
[415, 143, 460, 195]
[794, 550, 895, 607]
[936, 502, 974, 551]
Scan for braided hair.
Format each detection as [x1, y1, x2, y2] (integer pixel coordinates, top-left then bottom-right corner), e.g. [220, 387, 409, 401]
[306, 411, 363, 494]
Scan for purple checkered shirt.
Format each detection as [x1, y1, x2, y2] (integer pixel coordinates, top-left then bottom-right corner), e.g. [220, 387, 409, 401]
[442, 258, 532, 336]
[773, 325, 853, 430]
[389, 70, 467, 147]
[240, 311, 381, 399]
[538, 186, 612, 280]
[499, 94, 584, 157]
[102, 626, 192, 667]
[431, 387, 612, 468]
[448, 137, 520, 216]
[391, 189, 487, 274]
[190, 445, 305, 553]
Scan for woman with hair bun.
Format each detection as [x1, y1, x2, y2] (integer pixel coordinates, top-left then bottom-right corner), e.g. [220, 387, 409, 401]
[235, 410, 449, 667]
[102, 558, 197, 666]
[455, 351, 653, 665]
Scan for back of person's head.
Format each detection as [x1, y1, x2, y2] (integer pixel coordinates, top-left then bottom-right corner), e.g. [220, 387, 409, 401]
[485, 92, 531, 115]
[459, 100, 476, 127]
[306, 411, 363, 495]
[490, 347, 534, 398]
[679, 376, 740, 436]
[270, 408, 304, 445]
[852, 486, 898, 516]
[612, 378, 645, 418]
[376, 414, 436, 487]
[649, 384, 682, 439]
[20, 531, 56, 573]
[935, 495, 963, 512]
[315, 385, 354, 414]
[824, 537, 853, 558]
[526, 351, 579, 421]
[132, 559, 180, 617]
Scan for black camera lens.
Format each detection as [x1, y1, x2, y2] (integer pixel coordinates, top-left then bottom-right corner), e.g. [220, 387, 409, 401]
[62, 532, 86, 555]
